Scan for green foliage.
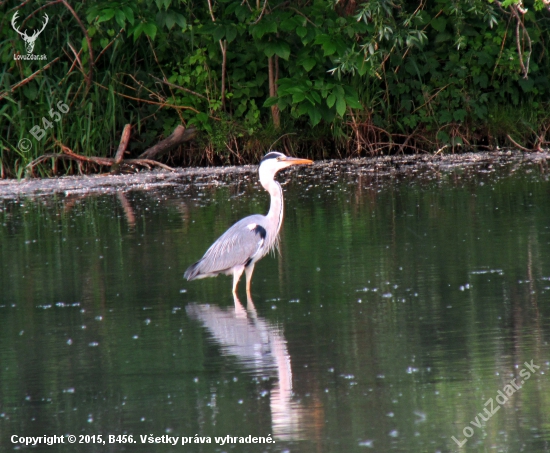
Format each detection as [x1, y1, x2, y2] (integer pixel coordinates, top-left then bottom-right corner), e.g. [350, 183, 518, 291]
[0, 0, 549, 177]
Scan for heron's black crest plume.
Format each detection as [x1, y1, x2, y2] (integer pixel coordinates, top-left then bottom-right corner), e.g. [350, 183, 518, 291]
[261, 151, 284, 162]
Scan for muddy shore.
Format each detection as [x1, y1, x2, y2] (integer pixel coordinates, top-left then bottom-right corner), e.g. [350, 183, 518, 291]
[0, 151, 548, 199]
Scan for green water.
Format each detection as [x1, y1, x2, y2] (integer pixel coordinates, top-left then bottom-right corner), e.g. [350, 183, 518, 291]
[1, 158, 550, 452]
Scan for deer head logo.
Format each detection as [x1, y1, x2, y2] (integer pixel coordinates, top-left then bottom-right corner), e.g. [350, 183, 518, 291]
[11, 12, 49, 54]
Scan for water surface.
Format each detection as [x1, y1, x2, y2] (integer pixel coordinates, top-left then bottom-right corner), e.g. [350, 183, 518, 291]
[1, 157, 550, 452]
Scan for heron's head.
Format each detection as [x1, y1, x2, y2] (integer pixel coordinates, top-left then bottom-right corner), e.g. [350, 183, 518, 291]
[259, 151, 313, 185]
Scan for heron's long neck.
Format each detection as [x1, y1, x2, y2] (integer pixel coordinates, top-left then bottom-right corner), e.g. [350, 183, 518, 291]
[264, 179, 284, 235]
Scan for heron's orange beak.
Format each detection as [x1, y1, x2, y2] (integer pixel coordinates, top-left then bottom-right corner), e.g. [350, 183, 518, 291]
[281, 156, 313, 165]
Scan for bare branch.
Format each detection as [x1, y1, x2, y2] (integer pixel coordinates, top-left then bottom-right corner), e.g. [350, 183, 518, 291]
[60, 0, 94, 92]
[0, 57, 61, 100]
[149, 75, 208, 100]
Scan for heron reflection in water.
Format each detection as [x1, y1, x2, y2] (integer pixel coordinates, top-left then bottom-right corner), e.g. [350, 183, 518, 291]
[184, 152, 313, 297]
[186, 295, 305, 440]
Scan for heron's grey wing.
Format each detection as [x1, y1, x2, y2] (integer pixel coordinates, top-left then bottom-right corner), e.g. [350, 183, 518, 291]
[185, 215, 267, 279]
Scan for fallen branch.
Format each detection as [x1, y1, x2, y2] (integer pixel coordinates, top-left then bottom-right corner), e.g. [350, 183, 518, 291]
[507, 134, 531, 152]
[61, 144, 114, 165]
[26, 143, 175, 175]
[110, 124, 132, 174]
[139, 125, 197, 160]
[25, 123, 197, 177]
[124, 158, 174, 171]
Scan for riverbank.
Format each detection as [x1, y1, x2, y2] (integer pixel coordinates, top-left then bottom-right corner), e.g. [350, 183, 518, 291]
[0, 150, 548, 199]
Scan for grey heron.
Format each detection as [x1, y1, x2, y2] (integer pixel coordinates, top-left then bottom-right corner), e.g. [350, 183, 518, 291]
[184, 151, 313, 296]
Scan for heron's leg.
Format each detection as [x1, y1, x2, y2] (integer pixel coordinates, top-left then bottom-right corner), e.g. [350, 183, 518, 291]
[232, 266, 245, 295]
[245, 263, 255, 297]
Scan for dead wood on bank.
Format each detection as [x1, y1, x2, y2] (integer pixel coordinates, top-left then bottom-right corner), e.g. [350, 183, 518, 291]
[26, 124, 196, 176]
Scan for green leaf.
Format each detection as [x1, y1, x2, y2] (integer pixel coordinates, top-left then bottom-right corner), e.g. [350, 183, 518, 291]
[273, 41, 290, 60]
[143, 23, 157, 40]
[336, 96, 346, 117]
[165, 14, 176, 30]
[122, 7, 134, 25]
[296, 26, 307, 38]
[264, 41, 290, 60]
[473, 73, 489, 88]
[453, 109, 466, 122]
[519, 78, 534, 92]
[132, 23, 144, 41]
[293, 102, 306, 117]
[315, 34, 337, 56]
[435, 32, 452, 43]
[98, 9, 116, 24]
[293, 92, 306, 103]
[263, 97, 278, 107]
[310, 91, 321, 104]
[477, 51, 494, 67]
[197, 112, 209, 123]
[326, 93, 336, 108]
[236, 100, 248, 117]
[235, 5, 248, 22]
[474, 104, 488, 119]
[281, 86, 304, 95]
[86, 7, 99, 24]
[174, 14, 186, 28]
[280, 17, 299, 32]
[156, 11, 166, 29]
[302, 58, 316, 72]
[115, 10, 126, 28]
[431, 17, 447, 32]
[213, 25, 225, 41]
[323, 42, 337, 56]
[357, 62, 368, 76]
[225, 25, 237, 43]
[307, 104, 322, 126]
[439, 111, 453, 123]
[278, 98, 288, 111]
[251, 20, 277, 39]
[226, 3, 238, 14]
[155, 0, 167, 9]
[264, 43, 275, 58]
